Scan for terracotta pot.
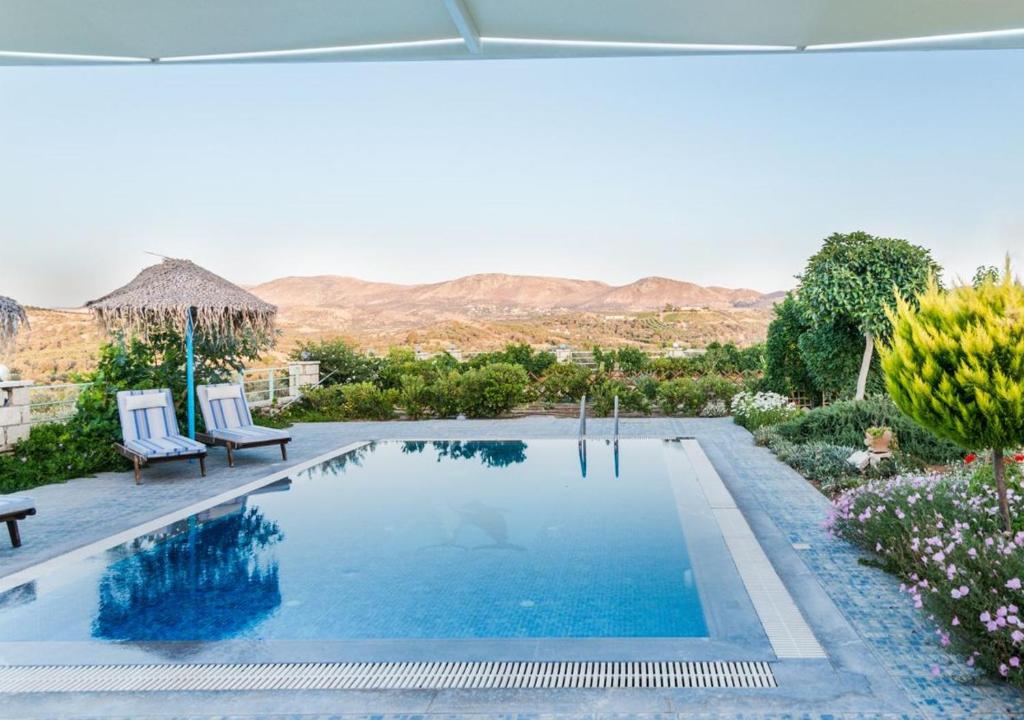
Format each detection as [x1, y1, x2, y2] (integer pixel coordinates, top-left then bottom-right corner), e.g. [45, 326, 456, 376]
[866, 430, 893, 453]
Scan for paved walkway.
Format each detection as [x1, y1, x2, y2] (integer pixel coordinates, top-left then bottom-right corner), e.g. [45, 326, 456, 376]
[1, 417, 1021, 719]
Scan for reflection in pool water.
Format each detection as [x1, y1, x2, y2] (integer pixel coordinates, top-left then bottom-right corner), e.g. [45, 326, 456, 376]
[402, 440, 528, 468]
[93, 503, 282, 642]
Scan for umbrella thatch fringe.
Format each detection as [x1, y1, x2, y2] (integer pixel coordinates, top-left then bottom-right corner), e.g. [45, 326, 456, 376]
[0, 295, 29, 351]
[86, 258, 276, 342]
[88, 305, 276, 342]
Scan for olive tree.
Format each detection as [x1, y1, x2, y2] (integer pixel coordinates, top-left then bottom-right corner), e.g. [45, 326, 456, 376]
[798, 231, 940, 400]
[880, 264, 1024, 530]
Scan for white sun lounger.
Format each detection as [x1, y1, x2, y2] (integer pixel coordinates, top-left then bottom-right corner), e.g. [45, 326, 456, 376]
[196, 383, 290, 467]
[115, 389, 207, 484]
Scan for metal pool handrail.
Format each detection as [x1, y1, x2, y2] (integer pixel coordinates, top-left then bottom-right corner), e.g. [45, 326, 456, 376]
[613, 395, 619, 446]
[578, 395, 586, 441]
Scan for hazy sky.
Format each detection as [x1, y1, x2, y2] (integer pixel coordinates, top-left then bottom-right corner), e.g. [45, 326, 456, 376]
[2, 49, 1022, 307]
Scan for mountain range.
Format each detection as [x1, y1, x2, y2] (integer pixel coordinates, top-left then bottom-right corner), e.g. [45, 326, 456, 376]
[249, 273, 782, 314]
[7, 273, 784, 382]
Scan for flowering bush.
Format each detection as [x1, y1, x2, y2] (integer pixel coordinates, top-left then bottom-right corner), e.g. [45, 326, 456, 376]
[828, 470, 1024, 686]
[699, 399, 728, 417]
[731, 391, 801, 430]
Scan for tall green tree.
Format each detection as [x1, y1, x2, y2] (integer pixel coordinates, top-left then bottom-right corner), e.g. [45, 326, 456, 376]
[762, 293, 817, 401]
[798, 231, 940, 400]
[880, 264, 1024, 530]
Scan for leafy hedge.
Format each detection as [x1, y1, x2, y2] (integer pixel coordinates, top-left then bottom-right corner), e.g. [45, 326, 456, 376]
[277, 339, 758, 423]
[773, 396, 962, 465]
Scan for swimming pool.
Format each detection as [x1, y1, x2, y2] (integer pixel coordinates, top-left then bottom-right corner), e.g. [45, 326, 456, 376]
[0, 439, 779, 664]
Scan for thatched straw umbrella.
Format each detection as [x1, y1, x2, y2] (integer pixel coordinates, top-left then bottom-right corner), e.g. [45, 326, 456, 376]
[0, 295, 29, 353]
[87, 258, 276, 438]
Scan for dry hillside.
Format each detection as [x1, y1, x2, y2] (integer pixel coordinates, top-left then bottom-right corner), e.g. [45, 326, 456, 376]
[2, 273, 783, 382]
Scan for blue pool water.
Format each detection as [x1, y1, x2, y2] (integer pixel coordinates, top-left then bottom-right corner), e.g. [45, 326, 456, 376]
[0, 440, 708, 646]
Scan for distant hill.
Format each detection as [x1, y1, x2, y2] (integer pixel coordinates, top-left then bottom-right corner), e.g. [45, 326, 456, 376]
[250, 273, 779, 314]
[4, 273, 785, 382]
[246, 272, 784, 359]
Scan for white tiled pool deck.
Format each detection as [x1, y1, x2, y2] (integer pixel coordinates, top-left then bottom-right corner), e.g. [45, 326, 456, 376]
[0, 417, 1021, 719]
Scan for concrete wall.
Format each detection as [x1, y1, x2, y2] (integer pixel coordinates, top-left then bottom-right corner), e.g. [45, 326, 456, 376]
[0, 381, 33, 453]
[287, 361, 320, 397]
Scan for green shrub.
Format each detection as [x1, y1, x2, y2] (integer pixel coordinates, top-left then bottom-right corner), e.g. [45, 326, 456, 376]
[656, 378, 700, 415]
[427, 371, 464, 418]
[291, 339, 379, 386]
[774, 396, 961, 465]
[752, 425, 781, 447]
[880, 266, 1024, 530]
[614, 346, 650, 374]
[762, 293, 819, 402]
[700, 342, 764, 374]
[797, 319, 885, 399]
[295, 385, 347, 419]
[634, 375, 661, 402]
[466, 343, 555, 376]
[340, 382, 396, 420]
[456, 362, 529, 418]
[696, 375, 742, 408]
[699, 399, 729, 417]
[656, 375, 741, 416]
[0, 422, 123, 494]
[538, 363, 592, 403]
[590, 378, 649, 416]
[396, 374, 431, 419]
[768, 437, 859, 485]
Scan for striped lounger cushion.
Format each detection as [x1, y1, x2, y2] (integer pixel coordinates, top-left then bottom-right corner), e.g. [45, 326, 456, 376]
[208, 425, 290, 443]
[117, 389, 205, 459]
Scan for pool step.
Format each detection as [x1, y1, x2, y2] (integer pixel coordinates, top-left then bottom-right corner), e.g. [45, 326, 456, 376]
[0, 660, 777, 693]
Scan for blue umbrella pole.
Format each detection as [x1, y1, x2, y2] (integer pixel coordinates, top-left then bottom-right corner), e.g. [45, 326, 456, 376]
[186, 310, 195, 439]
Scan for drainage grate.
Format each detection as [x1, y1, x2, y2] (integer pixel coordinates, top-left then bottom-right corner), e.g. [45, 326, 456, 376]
[0, 661, 777, 693]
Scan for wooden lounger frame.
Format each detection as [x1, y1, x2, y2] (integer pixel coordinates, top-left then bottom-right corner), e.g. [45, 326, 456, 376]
[196, 432, 289, 467]
[114, 443, 207, 485]
[2, 506, 36, 548]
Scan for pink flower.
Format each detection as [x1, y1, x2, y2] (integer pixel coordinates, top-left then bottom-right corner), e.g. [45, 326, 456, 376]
[950, 585, 969, 599]
[1011, 657, 1021, 668]
[952, 616, 960, 626]
[1007, 578, 1022, 591]
[930, 665, 941, 677]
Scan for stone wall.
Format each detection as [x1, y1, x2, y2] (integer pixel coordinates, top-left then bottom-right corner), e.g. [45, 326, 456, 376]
[287, 361, 320, 397]
[0, 381, 33, 453]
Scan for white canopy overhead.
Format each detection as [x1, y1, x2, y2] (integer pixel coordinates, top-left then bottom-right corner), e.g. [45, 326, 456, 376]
[2, 0, 1024, 66]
